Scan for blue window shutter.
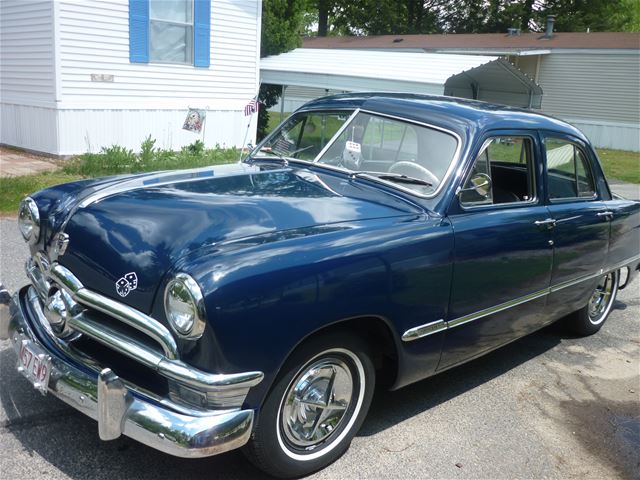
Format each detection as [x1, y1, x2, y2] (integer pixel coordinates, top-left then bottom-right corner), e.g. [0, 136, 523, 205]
[194, 0, 211, 68]
[129, 0, 149, 63]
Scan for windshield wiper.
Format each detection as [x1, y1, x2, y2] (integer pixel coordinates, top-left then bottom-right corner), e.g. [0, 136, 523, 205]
[250, 148, 315, 169]
[251, 148, 290, 166]
[352, 171, 433, 187]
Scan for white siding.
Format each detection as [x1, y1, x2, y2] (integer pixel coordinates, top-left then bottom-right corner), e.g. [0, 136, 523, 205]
[537, 53, 640, 125]
[1, 104, 58, 153]
[0, 0, 56, 104]
[57, 0, 260, 108]
[57, 108, 254, 155]
[509, 53, 639, 151]
[568, 119, 640, 152]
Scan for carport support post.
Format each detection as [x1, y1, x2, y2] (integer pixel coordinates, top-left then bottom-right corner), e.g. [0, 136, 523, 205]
[280, 85, 287, 122]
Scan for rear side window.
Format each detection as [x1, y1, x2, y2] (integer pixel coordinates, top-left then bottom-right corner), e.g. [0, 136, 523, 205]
[545, 138, 596, 199]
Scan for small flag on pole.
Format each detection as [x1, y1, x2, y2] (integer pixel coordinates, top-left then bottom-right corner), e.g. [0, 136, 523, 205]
[182, 108, 206, 133]
[244, 98, 259, 116]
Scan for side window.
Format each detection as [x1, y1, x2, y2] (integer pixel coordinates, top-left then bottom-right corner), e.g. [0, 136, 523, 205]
[545, 138, 596, 200]
[460, 137, 535, 207]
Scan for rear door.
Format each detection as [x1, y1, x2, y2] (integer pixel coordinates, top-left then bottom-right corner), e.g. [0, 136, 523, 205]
[542, 134, 611, 318]
[439, 131, 553, 370]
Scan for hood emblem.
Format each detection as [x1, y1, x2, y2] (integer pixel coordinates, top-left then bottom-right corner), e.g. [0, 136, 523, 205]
[116, 272, 138, 297]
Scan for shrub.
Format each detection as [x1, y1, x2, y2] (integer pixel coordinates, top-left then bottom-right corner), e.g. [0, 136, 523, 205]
[63, 136, 239, 177]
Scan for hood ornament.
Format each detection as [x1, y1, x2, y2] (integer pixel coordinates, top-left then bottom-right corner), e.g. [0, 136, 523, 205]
[116, 272, 138, 297]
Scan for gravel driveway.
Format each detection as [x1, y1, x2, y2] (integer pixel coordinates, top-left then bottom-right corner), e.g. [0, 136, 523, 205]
[1, 216, 638, 479]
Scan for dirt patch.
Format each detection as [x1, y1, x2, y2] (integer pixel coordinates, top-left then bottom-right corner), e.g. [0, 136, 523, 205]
[560, 398, 639, 479]
[0, 146, 60, 177]
[518, 338, 639, 479]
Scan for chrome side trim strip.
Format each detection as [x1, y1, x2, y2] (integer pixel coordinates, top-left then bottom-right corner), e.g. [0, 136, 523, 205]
[401, 253, 640, 341]
[548, 271, 602, 293]
[607, 253, 640, 273]
[401, 319, 446, 342]
[447, 287, 549, 330]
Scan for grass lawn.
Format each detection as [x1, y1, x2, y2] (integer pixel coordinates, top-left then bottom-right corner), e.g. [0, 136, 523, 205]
[0, 172, 83, 215]
[596, 148, 640, 184]
[1, 140, 239, 216]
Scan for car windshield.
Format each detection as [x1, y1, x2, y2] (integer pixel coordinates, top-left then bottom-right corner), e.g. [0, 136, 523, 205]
[253, 110, 459, 196]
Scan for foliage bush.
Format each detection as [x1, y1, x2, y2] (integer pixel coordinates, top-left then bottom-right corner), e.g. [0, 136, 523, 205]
[62, 138, 238, 177]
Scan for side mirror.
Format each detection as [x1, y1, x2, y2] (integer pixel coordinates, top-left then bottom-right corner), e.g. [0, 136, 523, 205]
[459, 172, 492, 199]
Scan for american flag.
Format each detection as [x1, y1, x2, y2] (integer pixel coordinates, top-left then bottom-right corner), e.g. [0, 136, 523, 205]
[244, 97, 259, 116]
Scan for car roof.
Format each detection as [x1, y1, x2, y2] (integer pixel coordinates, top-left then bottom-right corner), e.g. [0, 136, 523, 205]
[298, 93, 589, 143]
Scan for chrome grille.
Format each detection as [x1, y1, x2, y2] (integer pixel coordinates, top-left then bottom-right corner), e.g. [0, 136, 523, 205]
[25, 252, 263, 410]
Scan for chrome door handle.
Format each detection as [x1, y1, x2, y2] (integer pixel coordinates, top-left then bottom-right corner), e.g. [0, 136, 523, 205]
[534, 218, 557, 229]
[596, 211, 614, 218]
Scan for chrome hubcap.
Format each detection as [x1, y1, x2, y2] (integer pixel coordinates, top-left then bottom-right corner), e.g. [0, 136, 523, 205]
[588, 272, 615, 324]
[281, 357, 354, 448]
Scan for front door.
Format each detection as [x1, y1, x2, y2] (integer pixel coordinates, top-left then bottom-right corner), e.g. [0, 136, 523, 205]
[542, 135, 611, 319]
[439, 132, 554, 370]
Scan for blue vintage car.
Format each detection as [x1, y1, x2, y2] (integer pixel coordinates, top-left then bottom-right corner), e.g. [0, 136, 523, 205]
[1, 94, 639, 478]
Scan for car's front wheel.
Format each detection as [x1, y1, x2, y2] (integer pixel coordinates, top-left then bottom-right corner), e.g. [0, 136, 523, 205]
[244, 333, 375, 478]
[568, 270, 619, 336]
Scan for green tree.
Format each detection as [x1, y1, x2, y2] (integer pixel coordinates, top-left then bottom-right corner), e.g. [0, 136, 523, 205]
[257, 0, 308, 141]
[620, 0, 640, 31]
[534, 0, 638, 32]
[315, 0, 638, 35]
[312, 0, 443, 36]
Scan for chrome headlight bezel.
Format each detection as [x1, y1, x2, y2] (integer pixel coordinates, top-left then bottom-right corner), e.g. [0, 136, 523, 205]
[18, 197, 41, 244]
[163, 273, 206, 340]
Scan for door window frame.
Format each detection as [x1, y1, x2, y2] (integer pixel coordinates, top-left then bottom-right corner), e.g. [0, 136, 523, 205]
[540, 132, 602, 204]
[453, 130, 543, 213]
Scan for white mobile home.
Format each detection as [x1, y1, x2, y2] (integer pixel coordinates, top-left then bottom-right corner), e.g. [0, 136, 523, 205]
[1, 0, 262, 156]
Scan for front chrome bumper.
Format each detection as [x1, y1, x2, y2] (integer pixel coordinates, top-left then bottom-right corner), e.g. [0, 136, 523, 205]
[0, 287, 256, 458]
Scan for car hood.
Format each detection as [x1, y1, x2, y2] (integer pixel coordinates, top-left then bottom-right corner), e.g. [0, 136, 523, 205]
[56, 163, 422, 313]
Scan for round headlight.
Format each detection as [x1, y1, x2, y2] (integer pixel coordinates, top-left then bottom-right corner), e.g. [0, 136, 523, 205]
[18, 197, 40, 244]
[164, 273, 206, 339]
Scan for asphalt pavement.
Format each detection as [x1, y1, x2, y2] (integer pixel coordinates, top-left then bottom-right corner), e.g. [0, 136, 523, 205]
[1, 216, 638, 480]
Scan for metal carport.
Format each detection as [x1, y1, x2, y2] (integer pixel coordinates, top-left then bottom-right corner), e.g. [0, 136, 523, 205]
[260, 48, 542, 109]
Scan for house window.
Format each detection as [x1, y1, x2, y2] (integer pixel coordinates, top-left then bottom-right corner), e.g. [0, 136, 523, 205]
[129, 0, 210, 68]
[149, 0, 193, 64]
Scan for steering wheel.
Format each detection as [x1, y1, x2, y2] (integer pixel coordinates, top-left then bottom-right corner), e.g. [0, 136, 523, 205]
[388, 161, 439, 185]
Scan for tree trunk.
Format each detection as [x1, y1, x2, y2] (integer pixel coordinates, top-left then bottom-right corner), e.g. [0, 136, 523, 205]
[318, 0, 329, 37]
[520, 0, 535, 31]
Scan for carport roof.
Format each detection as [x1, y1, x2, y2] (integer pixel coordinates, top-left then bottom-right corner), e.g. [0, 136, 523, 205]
[260, 48, 542, 108]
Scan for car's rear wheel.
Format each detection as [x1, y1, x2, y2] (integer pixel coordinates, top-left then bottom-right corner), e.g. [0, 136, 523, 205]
[567, 270, 619, 336]
[243, 333, 375, 478]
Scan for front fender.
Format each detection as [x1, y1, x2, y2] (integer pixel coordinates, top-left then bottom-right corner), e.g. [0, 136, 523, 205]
[165, 214, 453, 409]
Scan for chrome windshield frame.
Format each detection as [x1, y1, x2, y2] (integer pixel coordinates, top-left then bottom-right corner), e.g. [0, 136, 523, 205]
[249, 107, 463, 200]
